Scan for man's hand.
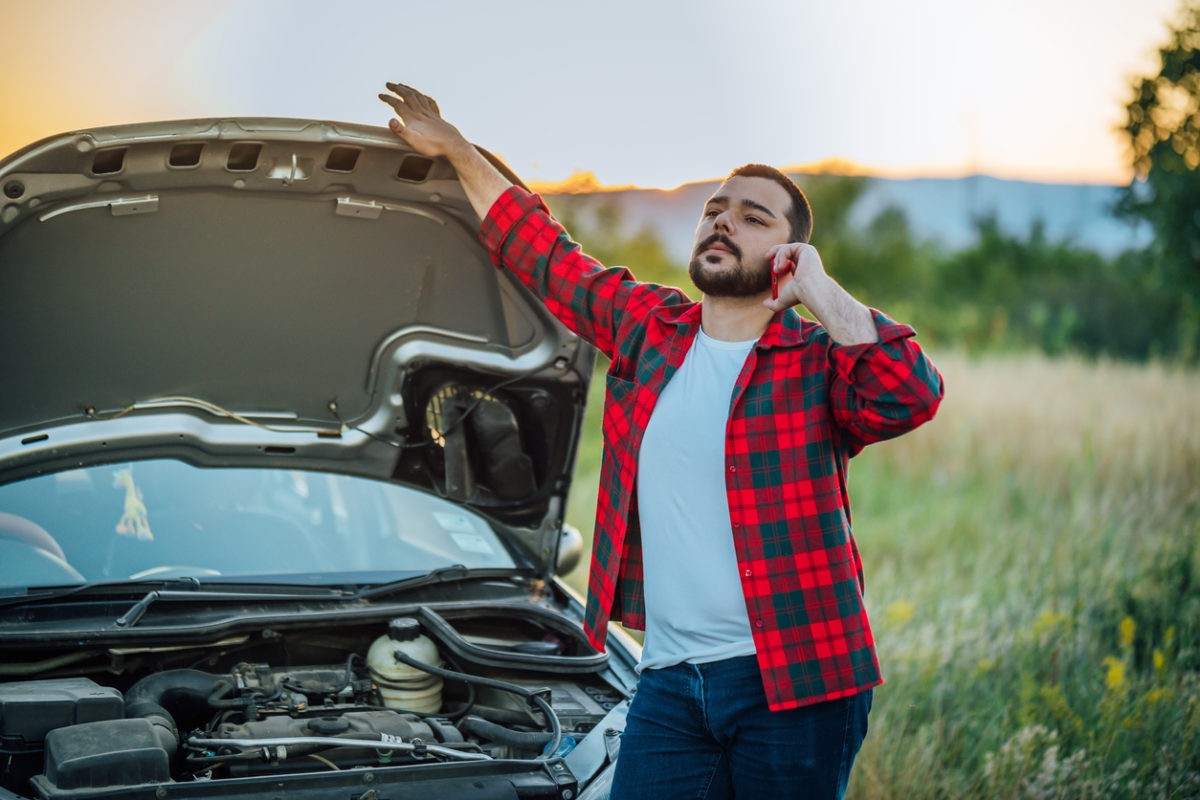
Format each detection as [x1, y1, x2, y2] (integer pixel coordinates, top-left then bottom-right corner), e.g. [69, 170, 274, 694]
[761, 242, 879, 345]
[762, 242, 826, 314]
[378, 83, 471, 160]
[377, 82, 512, 221]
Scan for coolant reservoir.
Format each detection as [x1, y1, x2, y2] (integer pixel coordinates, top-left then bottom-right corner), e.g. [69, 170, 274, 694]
[366, 617, 444, 714]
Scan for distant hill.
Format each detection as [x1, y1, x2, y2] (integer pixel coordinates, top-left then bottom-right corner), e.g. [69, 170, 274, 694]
[540, 173, 1151, 266]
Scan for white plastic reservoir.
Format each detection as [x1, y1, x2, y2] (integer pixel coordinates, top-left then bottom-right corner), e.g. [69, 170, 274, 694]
[366, 617, 444, 714]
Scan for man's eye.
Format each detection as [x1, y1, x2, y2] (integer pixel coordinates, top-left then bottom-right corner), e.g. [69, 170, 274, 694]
[747, 216, 763, 225]
[704, 209, 719, 218]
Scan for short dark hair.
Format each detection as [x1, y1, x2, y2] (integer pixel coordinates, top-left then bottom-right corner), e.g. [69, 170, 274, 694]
[727, 164, 813, 243]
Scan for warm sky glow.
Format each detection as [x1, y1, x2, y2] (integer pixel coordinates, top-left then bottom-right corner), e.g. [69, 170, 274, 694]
[0, 0, 1187, 188]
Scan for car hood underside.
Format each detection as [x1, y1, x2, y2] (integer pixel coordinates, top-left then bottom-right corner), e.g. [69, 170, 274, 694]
[0, 118, 595, 571]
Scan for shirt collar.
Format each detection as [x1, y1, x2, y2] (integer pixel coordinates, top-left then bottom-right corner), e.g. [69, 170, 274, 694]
[658, 300, 814, 349]
[757, 308, 814, 350]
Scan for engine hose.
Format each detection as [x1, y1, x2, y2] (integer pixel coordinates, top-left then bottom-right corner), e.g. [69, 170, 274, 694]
[440, 666, 476, 722]
[461, 715, 553, 748]
[126, 669, 224, 712]
[125, 669, 228, 751]
[380, 649, 562, 760]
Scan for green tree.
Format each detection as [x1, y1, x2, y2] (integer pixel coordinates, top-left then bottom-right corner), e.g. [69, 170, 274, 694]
[1118, 1, 1200, 356]
[798, 174, 940, 337]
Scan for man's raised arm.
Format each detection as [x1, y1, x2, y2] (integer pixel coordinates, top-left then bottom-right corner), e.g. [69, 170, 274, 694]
[376, 82, 688, 361]
[378, 83, 510, 221]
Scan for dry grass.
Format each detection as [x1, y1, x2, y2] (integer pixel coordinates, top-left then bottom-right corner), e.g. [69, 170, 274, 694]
[564, 351, 1200, 797]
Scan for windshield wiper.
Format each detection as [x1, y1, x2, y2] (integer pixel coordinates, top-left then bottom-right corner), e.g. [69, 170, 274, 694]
[0, 579, 352, 615]
[113, 566, 529, 626]
[111, 582, 358, 629]
[1, 567, 522, 622]
[0, 582, 99, 610]
[354, 564, 530, 601]
[354, 564, 471, 600]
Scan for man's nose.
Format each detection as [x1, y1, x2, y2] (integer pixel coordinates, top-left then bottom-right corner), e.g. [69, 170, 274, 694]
[714, 209, 734, 235]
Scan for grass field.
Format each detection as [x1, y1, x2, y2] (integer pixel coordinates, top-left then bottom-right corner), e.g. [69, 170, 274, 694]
[562, 350, 1200, 798]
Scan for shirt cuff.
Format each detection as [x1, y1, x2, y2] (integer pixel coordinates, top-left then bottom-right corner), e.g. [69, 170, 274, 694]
[478, 185, 550, 268]
[829, 309, 917, 383]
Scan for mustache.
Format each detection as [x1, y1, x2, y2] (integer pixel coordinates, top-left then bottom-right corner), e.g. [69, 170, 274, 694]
[695, 233, 742, 260]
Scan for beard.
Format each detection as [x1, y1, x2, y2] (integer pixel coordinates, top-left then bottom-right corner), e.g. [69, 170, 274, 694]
[688, 233, 771, 297]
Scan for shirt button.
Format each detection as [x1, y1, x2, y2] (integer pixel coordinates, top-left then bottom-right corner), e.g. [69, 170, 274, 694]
[743, 569, 752, 577]
[728, 465, 736, 472]
[755, 619, 764, 629]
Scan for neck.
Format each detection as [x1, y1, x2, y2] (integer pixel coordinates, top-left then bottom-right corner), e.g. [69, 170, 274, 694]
[699, 293, 775, 342]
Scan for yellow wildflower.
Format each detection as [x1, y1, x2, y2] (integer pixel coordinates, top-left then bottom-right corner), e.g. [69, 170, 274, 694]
[884, 600, 915, 626]
[1154, 649, 1165, 674]
[1102, 655, 1127, 693]
[1146, 687, 1172, 705]
[1119, 616, 1136, 648]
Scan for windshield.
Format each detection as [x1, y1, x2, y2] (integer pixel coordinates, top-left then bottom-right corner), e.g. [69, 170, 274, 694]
[0, 460, 516, 590]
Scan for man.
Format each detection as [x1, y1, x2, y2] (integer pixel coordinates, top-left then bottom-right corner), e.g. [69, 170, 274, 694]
[379, 83, 944, 799]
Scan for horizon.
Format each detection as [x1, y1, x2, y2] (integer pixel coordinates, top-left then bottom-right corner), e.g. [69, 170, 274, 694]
[525, 160, 1139, 196]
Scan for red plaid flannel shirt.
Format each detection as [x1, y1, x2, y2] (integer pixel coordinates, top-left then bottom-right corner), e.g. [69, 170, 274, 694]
[480, 187, 944, 710]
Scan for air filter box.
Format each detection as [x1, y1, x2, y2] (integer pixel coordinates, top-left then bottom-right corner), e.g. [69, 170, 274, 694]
[31, 718, 170, 795]
[0, 678, 123, 748]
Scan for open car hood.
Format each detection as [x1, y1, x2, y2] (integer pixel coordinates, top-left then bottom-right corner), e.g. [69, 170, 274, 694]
[0, 118, 594, 574]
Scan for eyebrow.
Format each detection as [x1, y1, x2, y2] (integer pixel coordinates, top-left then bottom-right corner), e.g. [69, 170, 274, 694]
[706, 195, 779, 219]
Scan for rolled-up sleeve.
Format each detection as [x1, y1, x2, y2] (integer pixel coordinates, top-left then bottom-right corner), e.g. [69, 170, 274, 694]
[828, 309, 944, 448]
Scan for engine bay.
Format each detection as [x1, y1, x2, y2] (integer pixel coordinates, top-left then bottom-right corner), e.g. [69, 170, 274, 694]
[0, 606, 630, 800]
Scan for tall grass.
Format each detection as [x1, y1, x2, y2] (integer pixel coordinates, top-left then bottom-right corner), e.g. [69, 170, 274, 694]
[563, 351, 1200, 798]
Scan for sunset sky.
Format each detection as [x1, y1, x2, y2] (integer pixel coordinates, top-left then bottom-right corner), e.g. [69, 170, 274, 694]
[0, 0, 1186, 189]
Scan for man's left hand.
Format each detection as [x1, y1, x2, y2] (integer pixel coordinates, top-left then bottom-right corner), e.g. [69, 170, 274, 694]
[760, 242, 879, 345]
[762, 242, 828, 314]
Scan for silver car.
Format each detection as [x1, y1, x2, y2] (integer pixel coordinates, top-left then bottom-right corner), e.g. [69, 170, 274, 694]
[0, 118, 636, 800]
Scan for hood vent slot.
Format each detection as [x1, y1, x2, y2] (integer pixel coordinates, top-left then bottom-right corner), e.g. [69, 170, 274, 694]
[226, 143, 262, 172]
[325, 146, 361, 173]
[397, 155, 433, 183]
[91, 148, 126, 175]
[169, 143, 204, 168]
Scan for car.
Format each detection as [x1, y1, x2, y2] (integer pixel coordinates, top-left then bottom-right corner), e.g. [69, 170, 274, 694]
[0, 118, 638, 800]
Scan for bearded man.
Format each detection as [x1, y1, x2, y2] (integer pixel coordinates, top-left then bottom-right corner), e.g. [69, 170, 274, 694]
[380, 82, 944, 800]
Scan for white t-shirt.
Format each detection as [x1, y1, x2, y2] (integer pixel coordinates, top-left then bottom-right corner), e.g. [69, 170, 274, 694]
[636, 328, 758, 671]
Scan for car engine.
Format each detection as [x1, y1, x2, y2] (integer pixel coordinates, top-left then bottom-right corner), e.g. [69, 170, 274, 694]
[0, 609, 629, 800]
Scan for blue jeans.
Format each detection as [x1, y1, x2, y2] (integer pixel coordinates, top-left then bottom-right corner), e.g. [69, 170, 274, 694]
[608, 655, 872, 800]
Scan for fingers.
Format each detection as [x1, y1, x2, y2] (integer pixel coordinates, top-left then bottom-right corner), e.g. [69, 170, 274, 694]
[379, 83, 447, 143]
[383, 82, 440, 115]
[766, 243, 799, 273]
[769, 251, 796, 275]
[377, 92, 404, 114]
[379, 85, 424, 140]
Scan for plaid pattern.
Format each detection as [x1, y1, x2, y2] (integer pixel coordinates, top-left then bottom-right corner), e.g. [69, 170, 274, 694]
[480, 187, 944, 709]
